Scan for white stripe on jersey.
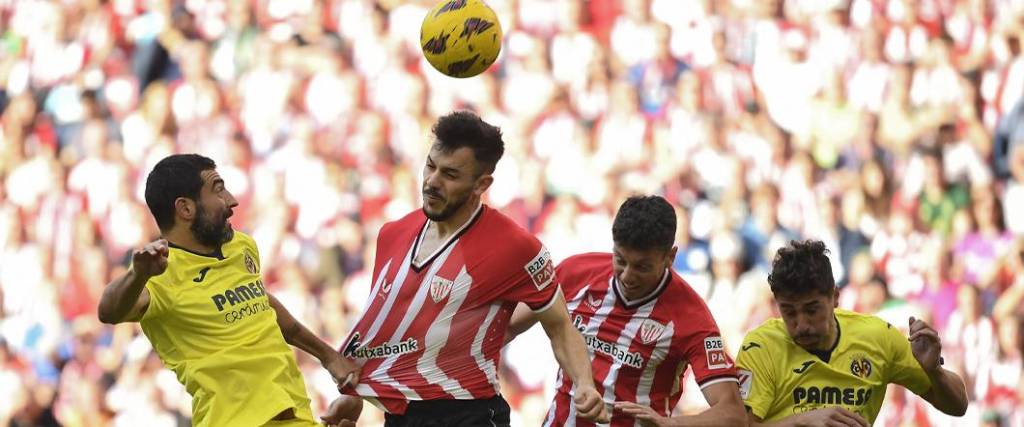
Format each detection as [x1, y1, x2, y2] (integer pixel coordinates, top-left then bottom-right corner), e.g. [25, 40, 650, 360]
[359, 243, 456, 400]
[360, 244, 416, 345]
[362, 259, 392, 310]
[634, 321, 675, 414]
[415, 265, 474, 399]
[471, 302, 503, 396]
[598, 301, 656, 412]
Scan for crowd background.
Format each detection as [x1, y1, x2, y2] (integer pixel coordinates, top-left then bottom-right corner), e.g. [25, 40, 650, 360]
[1, 0, 1024, 425]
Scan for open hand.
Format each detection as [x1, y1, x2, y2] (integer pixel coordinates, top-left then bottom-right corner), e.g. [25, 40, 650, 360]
[132, 239, 169, 278]
[614, 402, 669, 427]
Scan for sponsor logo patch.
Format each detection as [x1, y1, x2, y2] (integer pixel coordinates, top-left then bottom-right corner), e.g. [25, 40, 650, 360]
[525, 247, 555, 290]
[704, 336, 731, 369]
[738, 369, 753, 399]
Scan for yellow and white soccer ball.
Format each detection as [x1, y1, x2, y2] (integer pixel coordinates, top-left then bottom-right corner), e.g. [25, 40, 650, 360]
[420, 0, 503, 78]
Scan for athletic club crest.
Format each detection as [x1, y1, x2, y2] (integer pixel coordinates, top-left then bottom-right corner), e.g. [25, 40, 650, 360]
[638, 319, 666, 344]
[429, 276, 454, 303]
[244, 252, 258, 274]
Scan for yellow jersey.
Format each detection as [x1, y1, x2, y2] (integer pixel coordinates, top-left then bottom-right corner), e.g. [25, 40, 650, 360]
[736, 309, 932, 425]
[139, 231, 317, 427]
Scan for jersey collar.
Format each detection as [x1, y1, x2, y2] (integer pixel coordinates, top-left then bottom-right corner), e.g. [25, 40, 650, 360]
[167, 241, 226, 260]
[611, 268, 670, 309]
[410, 203, 484, 272]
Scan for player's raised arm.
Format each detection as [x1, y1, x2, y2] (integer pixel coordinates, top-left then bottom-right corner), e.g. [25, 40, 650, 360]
[98, 239, 168, 324]
[906, 316, 968, 416]
[535, 290, 610, 424]
[267, 294, 360, 389]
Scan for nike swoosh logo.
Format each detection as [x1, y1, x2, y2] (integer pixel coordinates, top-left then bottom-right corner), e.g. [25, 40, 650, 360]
[381, 280, 393, 294]
[192, 267, 210, 283]
[742, 342, 762, 351]
[793, 361, 815, 374]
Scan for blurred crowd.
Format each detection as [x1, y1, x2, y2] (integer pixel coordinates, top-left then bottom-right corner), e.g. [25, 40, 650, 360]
[2, 0, 1024, 425]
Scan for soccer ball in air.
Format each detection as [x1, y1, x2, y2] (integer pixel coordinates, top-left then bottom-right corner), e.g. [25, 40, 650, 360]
[420, 0, 503, 78]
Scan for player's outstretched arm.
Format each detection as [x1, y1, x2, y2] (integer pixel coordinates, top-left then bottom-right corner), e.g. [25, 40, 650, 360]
[503, 302, 540, 345]
[98, 239, 167, 324]
[746, 407, 868, 427]
[536, 290, 611, 424]
[908, 317, 968, 416]
[268, 294, 360, 389]
[615, 382, 745, 427]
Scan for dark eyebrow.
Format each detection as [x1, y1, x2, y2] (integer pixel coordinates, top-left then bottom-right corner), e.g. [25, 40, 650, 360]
[212, 178, 225, 188]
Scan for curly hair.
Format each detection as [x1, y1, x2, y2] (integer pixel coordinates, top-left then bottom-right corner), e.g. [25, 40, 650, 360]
[145, 154, 216, 232]
[432, 110, 505, 175]
[612, 195, 676, 251]
[767, 240, 836, 297]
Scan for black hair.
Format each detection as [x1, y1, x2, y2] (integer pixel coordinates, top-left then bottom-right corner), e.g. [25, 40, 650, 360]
[432, 110, 505, 175]
[768, 240, 836, 297]
[612, 195, 676, 251]
[145, 154, 216, 232]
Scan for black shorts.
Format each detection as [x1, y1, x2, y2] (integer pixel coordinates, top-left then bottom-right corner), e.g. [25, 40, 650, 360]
[384, 395, 511, 427]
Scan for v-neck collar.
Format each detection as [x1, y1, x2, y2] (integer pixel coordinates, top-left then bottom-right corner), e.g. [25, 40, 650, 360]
[410, 203, 484, 272]
[611, 268, 670, 309]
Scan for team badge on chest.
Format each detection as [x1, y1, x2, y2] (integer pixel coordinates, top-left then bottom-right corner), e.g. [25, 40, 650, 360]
[638, 319, 666, 345]
[244, 252, 258, 274]
[429, 276, 454, 303]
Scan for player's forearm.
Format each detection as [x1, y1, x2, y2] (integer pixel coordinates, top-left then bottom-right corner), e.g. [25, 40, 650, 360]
[923, 368, 968, 416]
[546, 319, 596, 389]
[666, 398, 745, 426]
[98, 269, 150, 324]
[268, 295, 334, 362]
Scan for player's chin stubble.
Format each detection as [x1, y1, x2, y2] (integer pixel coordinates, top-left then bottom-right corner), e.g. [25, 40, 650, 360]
[192, 204, 233, 247]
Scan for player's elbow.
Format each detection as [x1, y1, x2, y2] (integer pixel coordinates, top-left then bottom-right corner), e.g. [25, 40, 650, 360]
[943, 398, 968, 417]
[97, 308, 122, 325]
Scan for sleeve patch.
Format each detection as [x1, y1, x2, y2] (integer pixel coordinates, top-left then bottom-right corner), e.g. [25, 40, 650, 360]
[524, 247, 555, 290]
[738, 369, 753, 400]
[705, 336, 731, 369]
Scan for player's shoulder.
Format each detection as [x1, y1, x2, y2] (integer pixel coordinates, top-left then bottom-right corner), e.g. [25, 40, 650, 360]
[836, 309, 901, 344]
[380, 210, 427, 238]
[476, 205, 542, 253]
[557, 252, 612, 272]
[742, 317, 791, 347]
[228, 230, 257, 250]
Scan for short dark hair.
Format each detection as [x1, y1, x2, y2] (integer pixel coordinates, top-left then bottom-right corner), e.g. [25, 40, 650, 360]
[145, 154, 216, 231]
[612, 195, 676, 251]
[432, 110, 504, 175]
[768, 240, 836, 297]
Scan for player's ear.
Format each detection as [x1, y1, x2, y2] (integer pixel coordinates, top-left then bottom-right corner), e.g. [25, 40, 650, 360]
[174, 197, 197, 222]
[473, 173, 493, 196]
[832, 287, 840, 308]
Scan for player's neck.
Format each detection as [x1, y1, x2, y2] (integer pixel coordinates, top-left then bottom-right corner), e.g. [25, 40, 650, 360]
[817, 315, 840, 352]
[164, 227, 218, 256]
[432, 199, 482, 238]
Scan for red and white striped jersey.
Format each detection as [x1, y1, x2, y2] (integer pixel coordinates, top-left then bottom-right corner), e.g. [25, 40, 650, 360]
[339, 205, 559, 414]
[543, 253, 738, 427]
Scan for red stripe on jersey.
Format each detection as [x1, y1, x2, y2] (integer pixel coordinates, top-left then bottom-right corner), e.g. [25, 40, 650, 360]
[340, 206, 559, 414]
[545, 253, 737, 425]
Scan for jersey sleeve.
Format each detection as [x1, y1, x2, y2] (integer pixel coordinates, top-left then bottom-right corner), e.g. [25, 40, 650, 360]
[497, 237, 560, 312]
[552, 255, 590, 300]
[682, 322, 738, 389]
[141, 277, 169, 320]
[735, 331, 776, 420]
[882, 321, 933, 396]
